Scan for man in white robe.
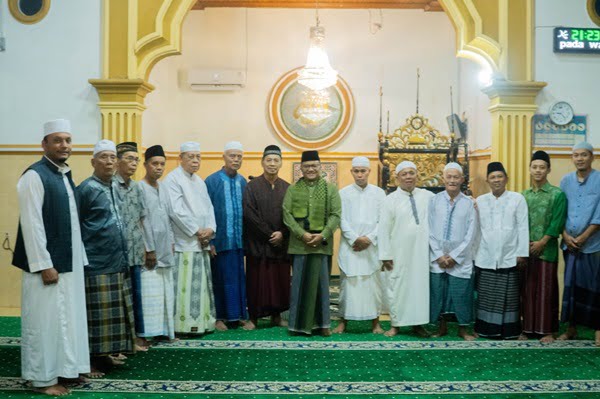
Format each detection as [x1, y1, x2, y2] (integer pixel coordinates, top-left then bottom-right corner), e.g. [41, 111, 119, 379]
[334, 156, 386, 334]
[139, 145, 176, 341]
[12, 119, 90, 395]
[378, 161, 434, 337]
[163, 141, 217, 334]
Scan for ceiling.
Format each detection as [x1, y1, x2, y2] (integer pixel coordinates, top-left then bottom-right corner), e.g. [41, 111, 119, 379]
[193, 0, 443, 11]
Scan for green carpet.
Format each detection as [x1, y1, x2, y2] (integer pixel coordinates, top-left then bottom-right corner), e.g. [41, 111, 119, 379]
[0, 317, 599, 398]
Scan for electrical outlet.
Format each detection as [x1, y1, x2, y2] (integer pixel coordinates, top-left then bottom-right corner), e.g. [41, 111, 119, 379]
[0, 37, 5, 52]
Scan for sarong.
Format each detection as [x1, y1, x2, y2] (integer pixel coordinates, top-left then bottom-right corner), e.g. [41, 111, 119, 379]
[474, 266, 521, 339]
[246, 256, 290, 319]
[138, 267, 175, 339]
[288, 254, 331, 334]
[522, 258, 559, 334]
[211, 249, 248, 321]
[130, 265, 145, 335]
[430, 272, 474, 325]
[173, 251, 216, 334]
[85, 272, 136, 356]
[561, 250, 600, 330]
[338, 270, 382, 321]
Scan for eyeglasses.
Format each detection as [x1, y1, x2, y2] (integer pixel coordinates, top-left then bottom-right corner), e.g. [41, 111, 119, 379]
[122, 156, 140, 163]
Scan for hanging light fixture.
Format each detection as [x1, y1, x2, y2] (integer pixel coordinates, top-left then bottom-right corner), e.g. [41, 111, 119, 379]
[297, 4, 337, 91]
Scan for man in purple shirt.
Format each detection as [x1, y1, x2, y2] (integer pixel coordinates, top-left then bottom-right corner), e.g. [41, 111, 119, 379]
[558, 142, 600, 346]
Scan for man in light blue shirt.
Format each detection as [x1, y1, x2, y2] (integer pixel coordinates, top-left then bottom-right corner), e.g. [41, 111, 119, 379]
[558, 142, 600, 346]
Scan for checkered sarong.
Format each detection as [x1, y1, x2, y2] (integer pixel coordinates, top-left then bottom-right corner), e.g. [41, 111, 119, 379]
[85, 272, 136, 356]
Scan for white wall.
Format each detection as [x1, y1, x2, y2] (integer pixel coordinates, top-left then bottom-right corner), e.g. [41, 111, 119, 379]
[535, 0, 600, 147]
[0, 0, 102, 145]
[144, 8, 459, 152]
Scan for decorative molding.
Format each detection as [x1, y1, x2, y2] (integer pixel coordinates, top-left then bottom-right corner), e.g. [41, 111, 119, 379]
[163, 151, 379, 160]
[0, 145, 94, 154]
[588, 0, 600, 27]
[193, 0, 443, 10]
[8, 0, 50, 25]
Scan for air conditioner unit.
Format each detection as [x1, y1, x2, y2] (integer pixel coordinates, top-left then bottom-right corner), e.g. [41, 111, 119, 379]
[188, 69, 246, 91]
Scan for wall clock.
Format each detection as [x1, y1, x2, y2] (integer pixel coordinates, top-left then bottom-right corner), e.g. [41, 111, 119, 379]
[549, 101, 574, 126]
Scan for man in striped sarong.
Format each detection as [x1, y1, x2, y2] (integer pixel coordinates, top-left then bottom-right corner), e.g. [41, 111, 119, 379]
[78, 140, 135, 376]
[164, 141, 217, 335]
[474, 162, 529, 339]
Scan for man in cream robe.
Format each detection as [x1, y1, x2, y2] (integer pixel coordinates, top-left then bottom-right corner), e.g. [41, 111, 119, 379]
[379, 161, 433, 337]
[334, 156, 386, 334]
[12, 119, 90, 395]
[163, 141, 217, 334]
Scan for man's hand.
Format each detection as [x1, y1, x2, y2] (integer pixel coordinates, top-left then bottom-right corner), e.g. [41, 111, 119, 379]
[302, 233, 313, 244]
[209, 244, 217, 258]
[563, 232, 580, 252]
[269, 231, 284, 247]
[444, 256, 457, 269]
[382, 260, 394, 271]
[352, 236, 372, 252]
[306, 234, 324, 248]
[530, 240, 546, 257]
[573, 234, 589, 249]
[436, 256, 447, 268]
[41, 268, 59, 285]
[517, 256, 528, 269]
[145, 251, 157, 270]
[197, 228, 213, 247]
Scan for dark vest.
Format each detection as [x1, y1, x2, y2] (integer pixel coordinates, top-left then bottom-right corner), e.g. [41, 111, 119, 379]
[12, 157, 76, 273]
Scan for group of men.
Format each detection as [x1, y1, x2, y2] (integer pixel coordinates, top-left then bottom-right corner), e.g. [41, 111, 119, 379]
[13, 118, 599, 396]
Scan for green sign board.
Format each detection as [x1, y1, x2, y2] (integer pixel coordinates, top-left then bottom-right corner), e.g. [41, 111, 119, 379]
[554, 27, 600, 53]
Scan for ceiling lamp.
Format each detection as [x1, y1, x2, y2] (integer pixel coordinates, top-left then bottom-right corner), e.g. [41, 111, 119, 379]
[297, 8, 338, 91]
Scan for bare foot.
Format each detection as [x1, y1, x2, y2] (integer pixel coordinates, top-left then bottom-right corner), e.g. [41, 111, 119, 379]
[136, 337, 149, 348]
[473, 332, 479, 339]
[84, 365, 105, 379]
[33, 384, 70, 396]
[168, 337, 180, 343]
[243, 320, 257, 331]
[518, 334, 529, 341]
[113, 353, 127, 360]
[321, 328, 332, 337]
[595, 330, 600, 347]
[557, 326, 577, 341]
[372, 320, 384, 335]
[412, 325, 431, 338]
[384, 327, 399, 337]
[107, 356, 125, 366]
[59, 375, 89, 385]
[458, 327, 476, 341]
[333, 320, 346, 334]
[215, 320, 228, 331]
[540, 334, 555, 343]
[271, 315, 288, 327]
[135, 344, 148, 352]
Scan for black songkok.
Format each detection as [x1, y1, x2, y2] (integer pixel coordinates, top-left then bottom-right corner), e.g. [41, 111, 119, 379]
[531, 150, 551, 167]
[263, 145, 282, 159]
[487, 161, 507, 176]
[116, 141, 138, 156]
[301, 150, 320, 163]
[145, 145, 166, 160]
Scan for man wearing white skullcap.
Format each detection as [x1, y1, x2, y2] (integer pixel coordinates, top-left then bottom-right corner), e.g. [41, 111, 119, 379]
[163, 142, 217, 335]
[12, 119, 90, 395]
[379, 160, 434, 337]
[78, 140, 134, 375]
[429, 162, 477, 340]
[558, 142, 600, 345]
[205, 141, 248, 330]
[334, 157, 386, 334]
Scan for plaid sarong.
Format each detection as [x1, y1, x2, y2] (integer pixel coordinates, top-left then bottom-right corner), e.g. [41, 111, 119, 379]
[85, 272, 136, 356]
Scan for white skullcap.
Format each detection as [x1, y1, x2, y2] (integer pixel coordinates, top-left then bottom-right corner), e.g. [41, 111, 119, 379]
[395, 161, 417, 174]
[444, 162, 463, 174]
[180, 141, 201, 153]
[573, 141, 594, 154]
[43, 119, 71, 137]
[352, 156, 370, 168]
[93, 139, 116, 156]
[224, 141, 243, 152]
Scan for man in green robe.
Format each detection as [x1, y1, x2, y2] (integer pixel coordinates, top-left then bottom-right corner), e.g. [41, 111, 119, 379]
[283, 150, 341, 336]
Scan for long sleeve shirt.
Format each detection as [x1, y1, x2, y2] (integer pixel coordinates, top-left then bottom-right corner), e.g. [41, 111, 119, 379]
[560, 170, 600, 254]
[113, 175, 148, 267]
[474, 190, 529, 269]
[338, 183, 385, 276]
[282, 179, 341, 256]
[163, 166, 217, 253]
[522, 182, 567, 262]
[428, 191, 478, 279]
[139, 180, 175, 267]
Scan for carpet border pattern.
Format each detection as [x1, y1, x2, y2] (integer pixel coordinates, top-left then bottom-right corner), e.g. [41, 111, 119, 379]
[1, 377, 600, 395]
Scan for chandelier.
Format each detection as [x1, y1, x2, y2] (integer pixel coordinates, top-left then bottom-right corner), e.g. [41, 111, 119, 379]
[297, 10, 337, 91]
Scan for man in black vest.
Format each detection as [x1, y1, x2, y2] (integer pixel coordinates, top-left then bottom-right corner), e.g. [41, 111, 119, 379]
[13, 119, 90, 396]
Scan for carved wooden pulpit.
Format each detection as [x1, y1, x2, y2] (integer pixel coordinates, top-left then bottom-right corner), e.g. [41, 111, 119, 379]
[378, 113, 470, 194]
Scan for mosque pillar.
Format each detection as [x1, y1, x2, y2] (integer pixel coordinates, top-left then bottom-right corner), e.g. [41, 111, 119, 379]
[482, 80, 547, 192]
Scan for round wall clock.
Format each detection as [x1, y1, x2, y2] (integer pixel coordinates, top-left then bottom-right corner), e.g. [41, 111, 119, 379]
[268, 67, 355, 151]
[549, 101, 574, 126]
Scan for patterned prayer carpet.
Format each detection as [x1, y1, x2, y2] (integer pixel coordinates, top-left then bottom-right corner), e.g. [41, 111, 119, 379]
[0, 316, 599, 398]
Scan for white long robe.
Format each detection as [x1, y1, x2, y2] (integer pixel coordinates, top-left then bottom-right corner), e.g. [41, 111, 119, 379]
[338, 184, 386, 320]
[378, 187, 434, 327]
[17, 161, 90, 387]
